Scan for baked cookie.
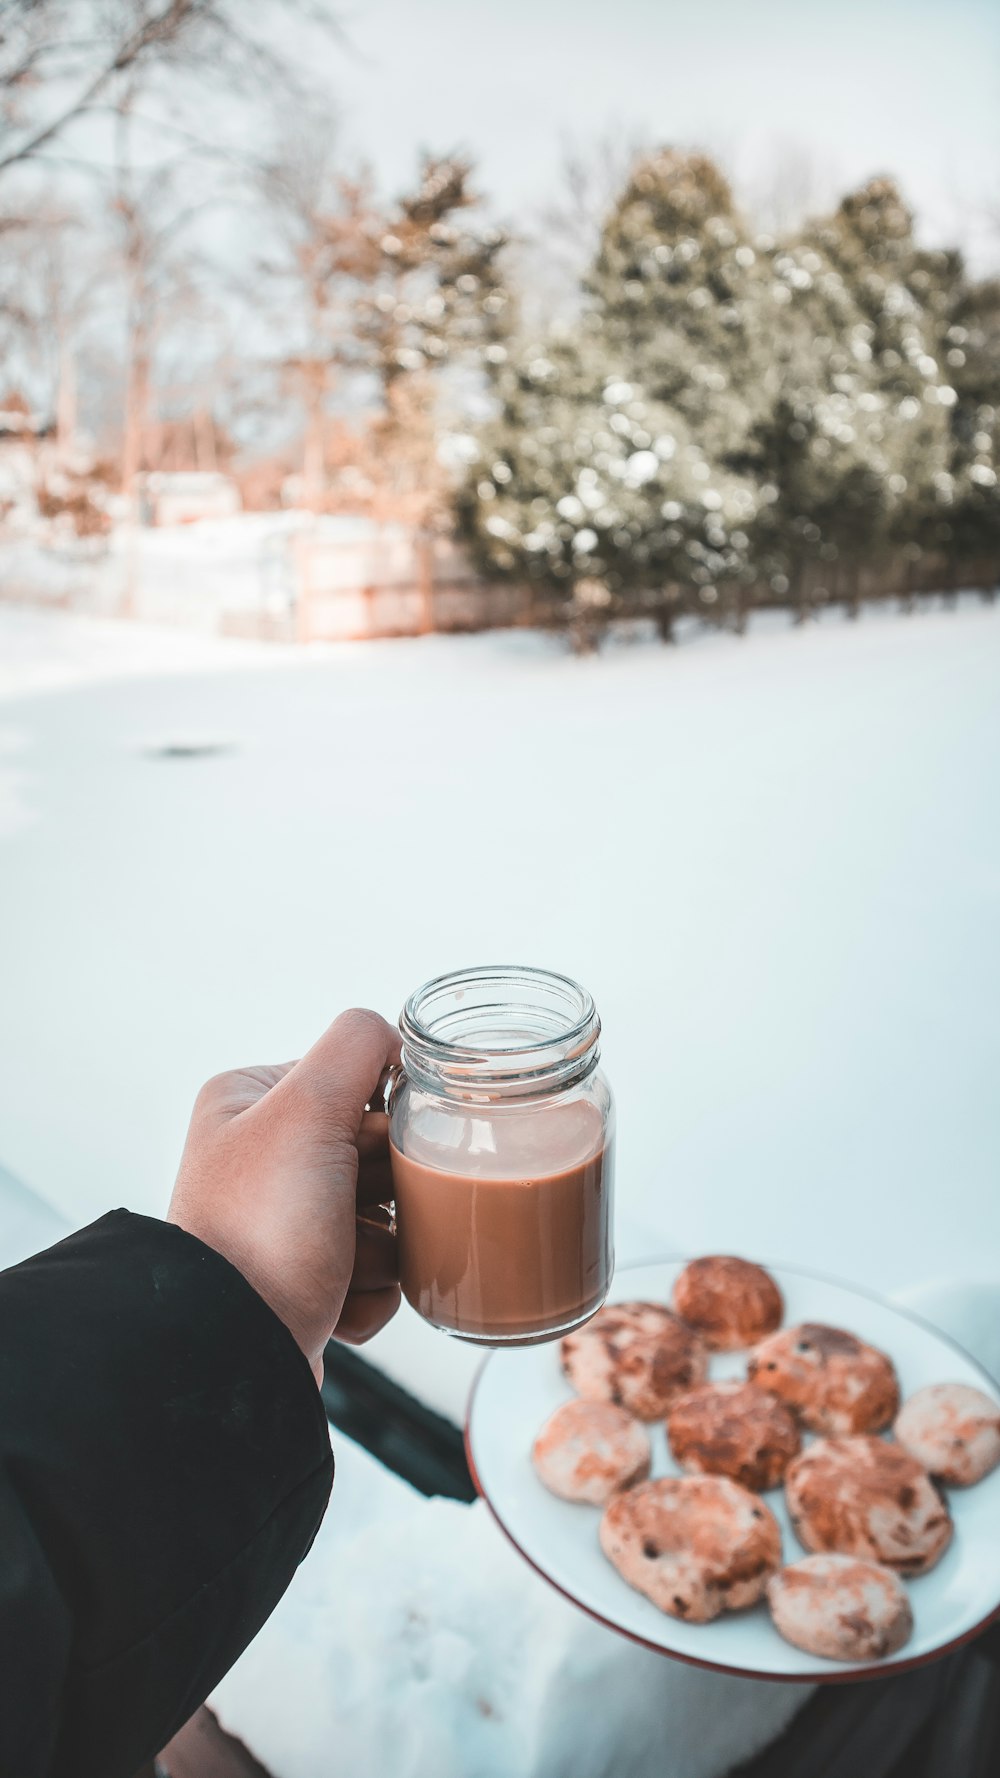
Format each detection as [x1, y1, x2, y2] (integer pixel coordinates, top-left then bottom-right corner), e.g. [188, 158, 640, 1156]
[561, 1302, 709, 1421]
[747, 1323, 899, 1435]
[667, 1381, 801, 1492]
[672, 1256, 783, 1350]
[894, 1383, 1000, 1486]
[532, 1399, 652, 1505]
[785, 1436, 953, 1576]
[767, 1554, 913, 1662]
[599, 1474, 782, 1622]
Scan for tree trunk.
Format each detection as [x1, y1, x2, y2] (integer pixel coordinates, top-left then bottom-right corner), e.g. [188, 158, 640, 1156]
[195, 407, 218, 472]
[302, 389, 326, 506]
[55, 339, 77, 459]
[569, 615, 601, 654]
[845, 562, 861, 620]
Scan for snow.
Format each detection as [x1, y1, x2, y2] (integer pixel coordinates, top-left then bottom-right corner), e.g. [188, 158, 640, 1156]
[0, 602, 275, 700]
[3, 593, 999, 1776]
[0, 514, 303, 629]
[1, 595, 999, 1424]
[0, 511, 411, 635]
[211, 1435, 806, 1778]
[0, 1160, 70, 1270]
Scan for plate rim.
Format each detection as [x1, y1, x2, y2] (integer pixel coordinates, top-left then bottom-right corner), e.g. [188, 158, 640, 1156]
[464, 1254, 1000, 1684]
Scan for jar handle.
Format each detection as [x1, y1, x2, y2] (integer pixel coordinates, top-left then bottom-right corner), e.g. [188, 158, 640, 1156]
[364, 1063, 403, 1237]
[373, 1061, 403, 1114]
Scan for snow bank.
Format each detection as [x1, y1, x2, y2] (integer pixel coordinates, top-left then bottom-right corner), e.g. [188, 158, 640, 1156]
[211, 1436, 805, 1778]
[0, 601, 279, 704]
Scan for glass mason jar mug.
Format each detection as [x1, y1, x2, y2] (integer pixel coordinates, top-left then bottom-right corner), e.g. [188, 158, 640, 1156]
[386, 965, 615, 1345]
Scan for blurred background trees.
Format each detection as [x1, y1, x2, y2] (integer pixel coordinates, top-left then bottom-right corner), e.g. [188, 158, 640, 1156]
[458, 156, 999, 631]
[0, 2, 997, 627]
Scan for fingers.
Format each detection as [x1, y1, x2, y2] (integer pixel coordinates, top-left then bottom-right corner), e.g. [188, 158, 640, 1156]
[280, 1009, 401, 1138]
[332, 1284, 401, 1345]
[332, 1217, 400, 1342]
[194, 1062, 298, 1124]
[352, 1216, 398, 1291]
[356, 1110, 389, 1161]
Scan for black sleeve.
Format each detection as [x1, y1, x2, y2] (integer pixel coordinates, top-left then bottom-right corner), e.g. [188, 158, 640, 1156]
[0, 1210, 334, 1778]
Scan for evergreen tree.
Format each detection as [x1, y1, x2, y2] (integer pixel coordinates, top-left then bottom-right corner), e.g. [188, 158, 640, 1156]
[455, 158, 997, 635]
[584, 150, 770, 463]
[357, 156, 512, 524]
[454, 322, 759, 636]
[360, 156, 510, 397]
[936, 273, 1000, 584]
[734, 228, 899, 610]
[456, 151, 763, 634]
[800, 179, 956, 582]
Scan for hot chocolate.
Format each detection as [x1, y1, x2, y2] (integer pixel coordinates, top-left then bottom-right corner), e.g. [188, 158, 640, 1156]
[390, 1098, 614, 1344]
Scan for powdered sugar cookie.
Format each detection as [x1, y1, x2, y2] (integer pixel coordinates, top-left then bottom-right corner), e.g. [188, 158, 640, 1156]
[748, 1323, 899, 1435]
[667, 1381, 801, 1491]
[894, 1383, 1000, 1486]
[600, 1474, 782, 1622]
[767, 1554, 913, 1661]
[532, 1399, 651, 1504]
[561, 1302, 709, 1421]
[785, 1436, 952, 1576]
[673, 1256, 783, 1350]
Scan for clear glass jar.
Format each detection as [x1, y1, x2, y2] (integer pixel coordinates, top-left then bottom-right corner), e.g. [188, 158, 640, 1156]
[387, 965, 615, 1346]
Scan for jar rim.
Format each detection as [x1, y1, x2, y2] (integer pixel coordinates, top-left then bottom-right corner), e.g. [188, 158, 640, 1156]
[398, 964, 600, 1097]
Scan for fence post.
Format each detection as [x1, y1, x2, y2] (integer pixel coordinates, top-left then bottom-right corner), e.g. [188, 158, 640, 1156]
[295, 530, 313, 645]
[417, 534, 434, 634]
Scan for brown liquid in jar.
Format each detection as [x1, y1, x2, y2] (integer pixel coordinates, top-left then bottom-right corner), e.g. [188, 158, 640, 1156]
[390, 1099, 613, 1344]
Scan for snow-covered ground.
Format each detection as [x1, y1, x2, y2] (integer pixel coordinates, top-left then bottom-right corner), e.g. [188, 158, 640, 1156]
[3, 594, 999, 1777]
[0, 514, 308, 630]
[1, 596, 999, 1419]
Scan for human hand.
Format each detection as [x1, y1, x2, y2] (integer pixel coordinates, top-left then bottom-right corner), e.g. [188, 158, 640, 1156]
[168, 1009, 401, 1386]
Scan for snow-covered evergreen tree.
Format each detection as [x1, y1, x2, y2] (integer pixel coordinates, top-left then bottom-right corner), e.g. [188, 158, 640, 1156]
[455, 158, 997, 634]
[935, 272, 1000, 582]
[584, 150, 770, 463]
[454, 321, 759, 635]
[456, 152, 762, 632]
[799, 180, 956, 575]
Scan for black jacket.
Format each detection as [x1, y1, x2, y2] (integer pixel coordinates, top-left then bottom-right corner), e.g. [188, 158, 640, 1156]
[0, 1210, 334, 1778]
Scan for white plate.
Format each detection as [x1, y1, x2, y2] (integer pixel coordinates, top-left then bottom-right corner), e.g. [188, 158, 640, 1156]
[465, 1259, 1000, 1681]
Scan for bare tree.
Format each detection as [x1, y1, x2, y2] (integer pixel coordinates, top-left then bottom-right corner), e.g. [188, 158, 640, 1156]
[255, 109, 382, 500]
[525, 127, 648, 319]
[104, 91, 219, 490]
[1, 201, 99, 444]
[0, 1, 336, 178]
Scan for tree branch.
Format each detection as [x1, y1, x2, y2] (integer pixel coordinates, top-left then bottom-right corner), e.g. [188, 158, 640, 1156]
[0, 1, 198, 175]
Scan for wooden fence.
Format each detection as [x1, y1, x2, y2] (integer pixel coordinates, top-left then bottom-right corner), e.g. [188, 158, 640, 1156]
[291, 529, 538, 642]
[289, 528, 998, 646]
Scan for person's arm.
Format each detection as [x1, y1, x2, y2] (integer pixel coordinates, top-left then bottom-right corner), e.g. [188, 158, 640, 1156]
[0, 1009, 401, 1778]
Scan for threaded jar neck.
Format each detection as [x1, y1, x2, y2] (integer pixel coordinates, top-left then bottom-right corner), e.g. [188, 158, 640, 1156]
[399, 965, 600, 1102]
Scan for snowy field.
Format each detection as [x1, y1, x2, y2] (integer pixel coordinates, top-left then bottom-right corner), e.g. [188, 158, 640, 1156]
[1, 596, 999, 1417]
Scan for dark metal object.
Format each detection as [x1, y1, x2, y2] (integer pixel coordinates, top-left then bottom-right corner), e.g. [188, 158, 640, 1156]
[320, 1341, 476, 1504]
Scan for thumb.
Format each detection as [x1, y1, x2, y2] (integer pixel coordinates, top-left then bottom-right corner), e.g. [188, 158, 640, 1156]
[277, 1007, 401, 1138]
